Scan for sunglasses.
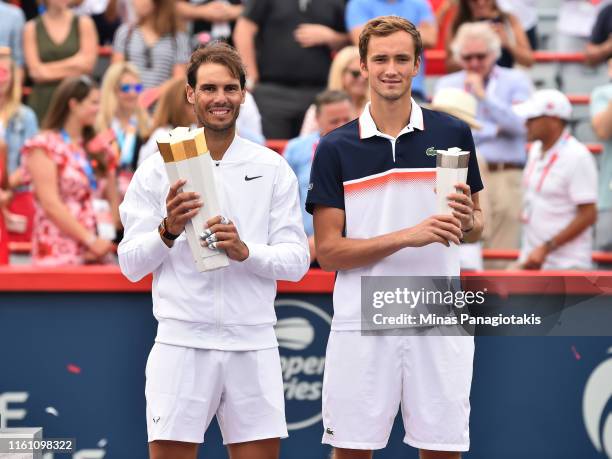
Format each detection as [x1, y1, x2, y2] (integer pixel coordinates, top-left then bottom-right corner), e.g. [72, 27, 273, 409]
[461, 53, 489, 62]
[345, 69, 362, 79]
[119, 83, 144, 94]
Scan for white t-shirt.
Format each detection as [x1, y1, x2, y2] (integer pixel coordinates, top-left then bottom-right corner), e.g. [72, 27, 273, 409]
[557, 0, 611, 37]
[497, 0, 537, 30]
[519, 132, 598, 270]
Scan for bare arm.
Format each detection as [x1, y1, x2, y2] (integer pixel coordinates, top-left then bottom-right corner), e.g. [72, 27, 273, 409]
[592, 100, 612, 140]
[503, 14, 534, 67]
[233, 17, 259, 84]
[24, 16, 99, 83]
[550, 203, 597, 248]
[313, 206, 463, 272]
[105, 169, 122, 230]
[176, 0, 241, 22]
[522, 203, 597, 269]
[585, 37, 612, 66]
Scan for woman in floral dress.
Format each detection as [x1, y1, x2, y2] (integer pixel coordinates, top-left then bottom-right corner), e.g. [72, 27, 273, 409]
[22, 76, 118, 266]
[0, 139, 9, 264]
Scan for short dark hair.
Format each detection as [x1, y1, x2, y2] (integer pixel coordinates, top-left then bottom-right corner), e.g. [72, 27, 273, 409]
[314, 90, 350, 115]
[187, 41, 247, 90]
[358, 15, 423, 64]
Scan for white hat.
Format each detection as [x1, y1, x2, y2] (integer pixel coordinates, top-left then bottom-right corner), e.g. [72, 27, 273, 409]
[513, 89, 572, 121]
[426, 87, 482, 130]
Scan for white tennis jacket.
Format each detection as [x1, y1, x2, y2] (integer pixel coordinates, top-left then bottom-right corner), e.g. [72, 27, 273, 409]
[118, 135, 310, 351]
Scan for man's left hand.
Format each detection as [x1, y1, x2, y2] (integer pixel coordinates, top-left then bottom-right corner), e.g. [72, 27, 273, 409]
[447, 183, 474, 233]
[522, 245, 548, 270]
[202, 215, 249, 262]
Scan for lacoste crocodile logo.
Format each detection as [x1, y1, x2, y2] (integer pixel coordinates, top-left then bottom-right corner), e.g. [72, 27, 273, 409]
[425, 147, 437, 157]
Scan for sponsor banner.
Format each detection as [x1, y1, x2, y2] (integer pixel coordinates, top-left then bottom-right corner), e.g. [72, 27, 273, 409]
[0, 292, 610, 458]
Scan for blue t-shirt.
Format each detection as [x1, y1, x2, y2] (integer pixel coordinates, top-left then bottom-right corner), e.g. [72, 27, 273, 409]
[284, 131, 320, 237]
[345, 0, 434, 97]
[591, 83, 612, 211]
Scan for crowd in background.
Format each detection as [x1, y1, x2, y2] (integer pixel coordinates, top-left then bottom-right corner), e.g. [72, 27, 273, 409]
[0, 0, 611, 270]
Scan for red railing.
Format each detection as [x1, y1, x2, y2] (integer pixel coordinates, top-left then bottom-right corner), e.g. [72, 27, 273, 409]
[1, 265, 612, 294]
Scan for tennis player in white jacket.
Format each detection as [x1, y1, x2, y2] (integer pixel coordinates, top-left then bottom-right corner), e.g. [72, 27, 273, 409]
[118, 42, 310, 459]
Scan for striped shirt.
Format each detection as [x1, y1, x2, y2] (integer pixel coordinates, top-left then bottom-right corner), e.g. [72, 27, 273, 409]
[113, 24, 191, 89]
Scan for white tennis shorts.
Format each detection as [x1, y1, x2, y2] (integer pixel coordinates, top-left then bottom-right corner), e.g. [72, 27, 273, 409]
[322, 330, 474, 451]
[145, 342, 288, 444]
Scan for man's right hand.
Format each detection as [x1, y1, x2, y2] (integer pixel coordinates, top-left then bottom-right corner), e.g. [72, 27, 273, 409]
[87, 238, 114, 258]
[402, 214, 463, 248]
[165, 179, 203, 235]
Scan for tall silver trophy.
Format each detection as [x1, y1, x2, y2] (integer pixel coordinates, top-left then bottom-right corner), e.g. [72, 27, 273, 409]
[436, 147, 470, 215]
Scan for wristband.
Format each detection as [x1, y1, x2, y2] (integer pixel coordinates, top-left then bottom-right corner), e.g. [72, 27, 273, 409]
[159, 218, 181, 241]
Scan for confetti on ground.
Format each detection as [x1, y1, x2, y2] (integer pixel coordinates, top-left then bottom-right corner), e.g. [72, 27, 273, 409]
[571, 345, 581, 360]
[67, 364, 81, 374]
[97, 439, 107, 448]
[45, 406, 59, 417]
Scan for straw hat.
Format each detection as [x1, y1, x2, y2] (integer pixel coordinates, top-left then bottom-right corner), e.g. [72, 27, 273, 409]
[426, 87, 482, 130]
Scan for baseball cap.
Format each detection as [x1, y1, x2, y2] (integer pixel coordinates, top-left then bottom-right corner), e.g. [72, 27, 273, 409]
[513, 89, 572, 121]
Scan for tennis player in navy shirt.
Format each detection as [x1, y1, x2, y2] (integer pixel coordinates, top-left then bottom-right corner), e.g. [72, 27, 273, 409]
[307, 15, 484, 459]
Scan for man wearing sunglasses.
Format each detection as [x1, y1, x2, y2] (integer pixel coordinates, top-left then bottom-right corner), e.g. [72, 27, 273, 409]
[435, 21, 532, 267]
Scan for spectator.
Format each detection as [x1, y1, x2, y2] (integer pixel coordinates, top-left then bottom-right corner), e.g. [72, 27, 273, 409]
[300, 46, 368, 136]
[176, 0, 243, 48]
[112, 0, 191, 91]
[96, 62, 151, 196]
[137, 77, 196, 165]
[284, 90, 352, 262]
[497, 0, 538, 50]
[590, 58, 612, 251]
[345, 0, 436, 101]
[446, 0, 533, 71]
[0, 0, 26, 82]
[233, 0, 348, 139]
[436, 22, 532, 259]
[585, 3, 612, 66]
[430, 0, 458, 50]
[557, 0, 604, 52]
[22, 76, 116, 266]
[23, 0, 98, 122]
[0, 139, 8, 264]
[0, 47, 38, 243]
[72, 0, 122, 45]
[514, 89, 597, 270]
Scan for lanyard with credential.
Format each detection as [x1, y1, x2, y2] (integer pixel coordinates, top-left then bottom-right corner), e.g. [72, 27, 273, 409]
[523, 133, 571, 193]
[61, 129, 98, 191]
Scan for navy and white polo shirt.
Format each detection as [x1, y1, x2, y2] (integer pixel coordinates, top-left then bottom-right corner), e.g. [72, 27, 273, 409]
[306, 100, 483, 331]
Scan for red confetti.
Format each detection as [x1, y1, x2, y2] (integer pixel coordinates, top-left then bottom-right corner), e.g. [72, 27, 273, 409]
[67, 364, 82, 374]
[571, 345, 581, 360]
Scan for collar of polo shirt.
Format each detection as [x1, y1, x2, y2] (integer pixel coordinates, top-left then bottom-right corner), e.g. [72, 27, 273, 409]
[358, 99, 425, 140]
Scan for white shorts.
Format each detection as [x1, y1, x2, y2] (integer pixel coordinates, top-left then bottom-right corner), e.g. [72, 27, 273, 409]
[145, 342, 288, 444]
[322, 330, 474, 451]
